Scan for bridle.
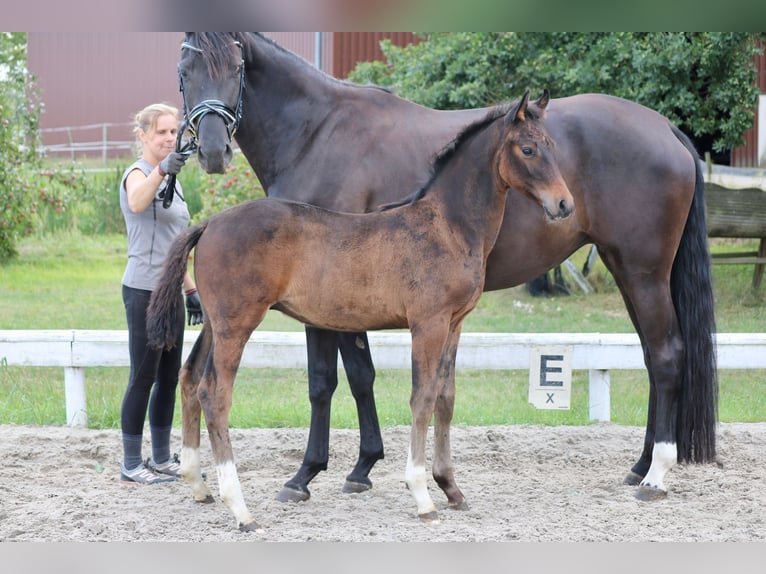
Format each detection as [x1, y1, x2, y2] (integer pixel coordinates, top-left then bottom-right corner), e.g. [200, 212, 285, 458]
[161, 38, 245, 209]
[178, 41, 245, 145]
[179, 40, 245, 145]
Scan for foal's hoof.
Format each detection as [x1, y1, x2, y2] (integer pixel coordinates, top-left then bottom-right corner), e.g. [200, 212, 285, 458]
[238, 520, 264, 533]
[342, 478, 373, 494]
[276, 485, 310, 503]
[623, 471, 644, 486]
[419, 511, 440, 524]
[196, 494, 215, 504]
[635, 485, 667, 502]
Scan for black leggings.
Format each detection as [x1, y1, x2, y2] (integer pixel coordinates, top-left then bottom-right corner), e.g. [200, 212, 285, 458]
[121, 285, 184, 436]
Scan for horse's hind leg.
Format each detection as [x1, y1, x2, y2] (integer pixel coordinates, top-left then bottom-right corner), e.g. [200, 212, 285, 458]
[602, 250, 682, 499]
[278, 326, 340, 502]
[202, 331, 262, 532]
[180, 326, 214, 503]
[432, 326, 467, 510]
[338, 331, 384, 493]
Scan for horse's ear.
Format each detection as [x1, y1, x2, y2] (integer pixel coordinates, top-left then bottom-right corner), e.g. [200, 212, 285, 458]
[507, 89, 531, 126]
[536, 89, 550, 111]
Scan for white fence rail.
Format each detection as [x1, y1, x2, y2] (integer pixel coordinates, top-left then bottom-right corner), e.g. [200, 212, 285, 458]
[39, 122, 134, 162]
[2, 330, 766, 428]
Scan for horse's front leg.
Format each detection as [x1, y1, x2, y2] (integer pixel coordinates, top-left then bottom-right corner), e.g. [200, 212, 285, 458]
[432, 325, 467, 510]
[202, 335, 261, 532]
[180, 327, 214, 503]
[406, 318, 451, 523]
[337, 331, 384, 492]
[278, 326, 340, 502]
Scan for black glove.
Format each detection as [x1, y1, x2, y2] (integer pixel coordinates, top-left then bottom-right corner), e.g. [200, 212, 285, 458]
[159, 152, 188, 176]
[185, 289, 203, 326]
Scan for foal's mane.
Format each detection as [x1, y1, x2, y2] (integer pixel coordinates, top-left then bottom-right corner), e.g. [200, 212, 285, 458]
[379, 103, 513, 211]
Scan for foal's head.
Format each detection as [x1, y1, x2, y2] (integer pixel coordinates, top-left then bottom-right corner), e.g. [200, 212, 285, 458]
[177, 32, 247, 174]
[498, 90, 573, 220]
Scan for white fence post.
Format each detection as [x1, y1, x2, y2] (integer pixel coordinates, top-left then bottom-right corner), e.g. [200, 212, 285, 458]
[588, 369, 611, 422]
[64, 367, 88, 428]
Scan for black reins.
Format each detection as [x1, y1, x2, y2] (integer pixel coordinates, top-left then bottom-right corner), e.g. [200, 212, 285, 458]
[161, 38, 245, 209]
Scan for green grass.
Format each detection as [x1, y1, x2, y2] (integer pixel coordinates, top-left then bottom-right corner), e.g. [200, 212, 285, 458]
[1, 232, 764, 428]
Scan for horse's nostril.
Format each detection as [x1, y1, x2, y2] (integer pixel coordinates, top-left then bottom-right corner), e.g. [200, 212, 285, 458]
[559, 199, 569, 214]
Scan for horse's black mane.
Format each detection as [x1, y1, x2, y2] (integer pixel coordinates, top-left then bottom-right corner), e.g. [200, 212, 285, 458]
[379, 103, 514, 211]
[186, 32, 393, 94]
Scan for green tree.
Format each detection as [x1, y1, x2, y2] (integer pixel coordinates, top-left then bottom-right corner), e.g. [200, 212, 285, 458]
[0, 32, 43, 263]
[349, 32, 764, 159]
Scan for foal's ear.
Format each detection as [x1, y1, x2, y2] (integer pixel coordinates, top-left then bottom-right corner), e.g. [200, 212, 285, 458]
[507, 89, 531, 125]
[536, 89, 551, 111]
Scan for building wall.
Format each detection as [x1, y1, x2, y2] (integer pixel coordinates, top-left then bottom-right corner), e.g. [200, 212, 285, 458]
[731, 41, 765, 167]
[27, 32, 415, 159]
[27, 32, 184, 158]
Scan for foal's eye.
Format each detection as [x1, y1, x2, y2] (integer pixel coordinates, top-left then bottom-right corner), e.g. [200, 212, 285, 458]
[521, 146, 535, 157]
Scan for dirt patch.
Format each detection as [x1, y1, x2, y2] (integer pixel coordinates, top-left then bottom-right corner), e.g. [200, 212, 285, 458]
[0, 423, 763, 542]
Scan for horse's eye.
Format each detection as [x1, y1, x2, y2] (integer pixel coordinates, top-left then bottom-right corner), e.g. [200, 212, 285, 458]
[521, 146, 535, 157]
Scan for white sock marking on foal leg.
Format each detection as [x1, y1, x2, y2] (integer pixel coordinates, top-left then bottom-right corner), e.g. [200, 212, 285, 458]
[405, 444, 437, 517]
[640, 441, 677, 492]
[180, 446, 211, 501]
[216, 461, 255, 527]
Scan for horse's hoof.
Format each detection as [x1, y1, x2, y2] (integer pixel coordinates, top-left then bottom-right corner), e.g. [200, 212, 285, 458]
[449, 500, 469, 511]
[238, 520, 264, 533]
[419, 511, 440, 524]
[276, 485, 310, 503]
[635, 485, 667, 501]
[342, 479, 372, 494]
[196, 494, 215, 504]
[623, 471, 644, 486]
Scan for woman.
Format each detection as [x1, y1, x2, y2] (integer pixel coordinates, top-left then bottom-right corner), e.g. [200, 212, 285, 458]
[119, 102, 203, 484]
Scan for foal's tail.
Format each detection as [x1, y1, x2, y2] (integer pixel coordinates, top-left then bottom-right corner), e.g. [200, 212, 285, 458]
[147, 221, 208, 350]
[670, 125, 718, 464]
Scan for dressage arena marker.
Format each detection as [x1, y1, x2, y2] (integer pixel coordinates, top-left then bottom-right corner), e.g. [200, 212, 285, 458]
[528, 346, 572, 410]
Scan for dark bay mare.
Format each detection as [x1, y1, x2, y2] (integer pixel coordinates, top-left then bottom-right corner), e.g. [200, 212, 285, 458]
[147, 91, 574, 530]
[175, 32, 717, 505]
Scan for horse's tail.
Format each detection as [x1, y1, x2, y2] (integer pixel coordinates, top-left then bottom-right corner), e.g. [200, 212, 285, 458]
[670, 124, 718, 464]
[147, 221, 208, 350]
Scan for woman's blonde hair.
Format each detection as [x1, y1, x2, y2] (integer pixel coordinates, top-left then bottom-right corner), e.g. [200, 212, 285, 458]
[132, 102, 179, 155]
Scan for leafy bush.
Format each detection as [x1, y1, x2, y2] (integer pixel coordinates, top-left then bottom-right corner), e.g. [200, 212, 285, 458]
[349, 32, 765, 157]
[0, 32, 43, 262]
[192, 153, 265, 223]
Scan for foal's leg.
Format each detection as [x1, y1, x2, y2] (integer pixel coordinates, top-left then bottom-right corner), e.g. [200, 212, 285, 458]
[406, 317, 451, 522]
[202, 332, 261, 532]
[180, 327, 214, 503]
[432, 326, 467, 510]
[278, 326, 340, 502]
[338, 331, 384, 492]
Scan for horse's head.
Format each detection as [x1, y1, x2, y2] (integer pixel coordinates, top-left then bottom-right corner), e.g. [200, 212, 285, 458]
[178, 33, 245, 174]
[497, 90, 573, 221]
